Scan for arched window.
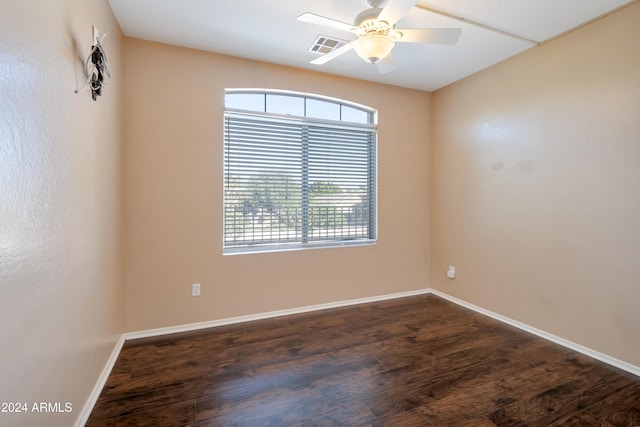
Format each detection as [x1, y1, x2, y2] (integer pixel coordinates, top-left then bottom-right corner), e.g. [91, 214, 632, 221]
[223, 89, 377, 253]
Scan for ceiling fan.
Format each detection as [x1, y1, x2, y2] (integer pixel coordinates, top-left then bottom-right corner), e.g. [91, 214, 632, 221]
[298, 0, 462, 74]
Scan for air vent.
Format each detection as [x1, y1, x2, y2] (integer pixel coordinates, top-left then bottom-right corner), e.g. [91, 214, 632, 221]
[308, 35, 348, 55]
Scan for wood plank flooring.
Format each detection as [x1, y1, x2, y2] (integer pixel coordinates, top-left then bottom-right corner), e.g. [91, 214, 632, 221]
[87, 294, 640, 426]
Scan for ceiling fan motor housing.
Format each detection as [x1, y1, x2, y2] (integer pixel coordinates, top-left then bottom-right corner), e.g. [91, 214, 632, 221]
[362, 0, 386, 8]
[354, 8, 385, 32]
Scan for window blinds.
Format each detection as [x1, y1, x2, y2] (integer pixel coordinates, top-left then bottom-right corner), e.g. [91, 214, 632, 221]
[224, 111, 376, 252]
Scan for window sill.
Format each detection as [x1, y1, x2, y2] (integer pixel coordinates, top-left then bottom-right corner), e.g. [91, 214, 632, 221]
[223, 239, 377, 256]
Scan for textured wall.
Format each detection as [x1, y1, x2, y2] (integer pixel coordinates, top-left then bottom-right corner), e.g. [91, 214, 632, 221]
[123, 39, 432, 331]
[0, 1, 124, 425]
[431, 3, 640, 367]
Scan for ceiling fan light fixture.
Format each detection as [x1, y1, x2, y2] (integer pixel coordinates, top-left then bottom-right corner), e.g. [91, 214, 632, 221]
[354, 33, 395, 64]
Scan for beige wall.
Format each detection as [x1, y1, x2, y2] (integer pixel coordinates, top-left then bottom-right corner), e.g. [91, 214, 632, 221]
[431, 3, 640, 367]
[123, 39, 432, 331]
[0, 0, 124, 426]
[3, 1, 636, 422]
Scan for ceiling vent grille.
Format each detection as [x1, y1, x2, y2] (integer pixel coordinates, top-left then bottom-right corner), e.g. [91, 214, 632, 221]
[308, 35, 348, 55]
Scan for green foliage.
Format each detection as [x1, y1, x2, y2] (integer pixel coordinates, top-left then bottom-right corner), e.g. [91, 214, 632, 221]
[225, 173, 301, 233]
[225, 175, 357, 240]
[309, 181, 343, 197]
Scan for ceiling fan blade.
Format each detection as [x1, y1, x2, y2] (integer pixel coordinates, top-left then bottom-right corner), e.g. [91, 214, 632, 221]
[375, 52, 398, 74]
[377, 0, 419, 26]
[297, 13, 356, 33]
[310, 40, 356, 65]
[396, 28, 462, 45]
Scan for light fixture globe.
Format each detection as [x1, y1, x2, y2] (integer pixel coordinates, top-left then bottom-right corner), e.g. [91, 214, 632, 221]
[354, 33, 395, 64]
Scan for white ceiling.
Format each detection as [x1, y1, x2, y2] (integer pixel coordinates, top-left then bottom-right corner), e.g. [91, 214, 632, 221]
[107, 0, 635, 92]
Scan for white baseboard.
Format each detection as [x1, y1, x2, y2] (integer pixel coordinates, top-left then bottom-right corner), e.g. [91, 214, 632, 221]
[79, 287, 640, 424]
[75, 334, 126, 427]
[124, 288, 431, 340]
[429, 289, 640, 378]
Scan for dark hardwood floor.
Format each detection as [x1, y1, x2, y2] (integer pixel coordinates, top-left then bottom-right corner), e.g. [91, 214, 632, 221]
[87, 294, 640, 426]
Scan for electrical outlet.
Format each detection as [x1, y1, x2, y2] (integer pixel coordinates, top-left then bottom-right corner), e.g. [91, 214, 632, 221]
[192, 283, 201, 297]
[447, 266, 456, 279]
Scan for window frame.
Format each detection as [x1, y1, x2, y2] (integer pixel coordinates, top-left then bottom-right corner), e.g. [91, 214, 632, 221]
[223, 89, 378, 255]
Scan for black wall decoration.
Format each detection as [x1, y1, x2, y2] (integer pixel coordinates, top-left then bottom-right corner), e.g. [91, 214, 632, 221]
[75, 26, 110, 101]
